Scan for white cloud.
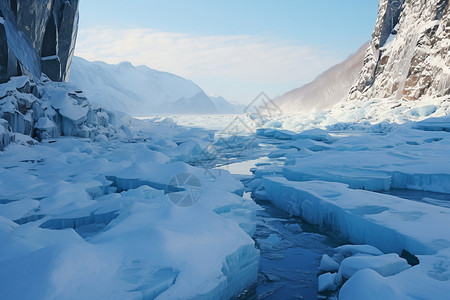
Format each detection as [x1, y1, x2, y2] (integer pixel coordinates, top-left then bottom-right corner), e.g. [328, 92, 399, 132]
[75, 28, 342, 103]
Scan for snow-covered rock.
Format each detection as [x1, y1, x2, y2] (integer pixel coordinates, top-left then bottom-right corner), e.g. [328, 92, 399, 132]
[70, 57, 240, 116]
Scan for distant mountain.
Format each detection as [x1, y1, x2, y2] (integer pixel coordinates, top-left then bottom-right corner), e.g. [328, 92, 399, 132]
[208, 95, 245, 114]
[70, 57, 238, 116]
[273, 43, 367, 114]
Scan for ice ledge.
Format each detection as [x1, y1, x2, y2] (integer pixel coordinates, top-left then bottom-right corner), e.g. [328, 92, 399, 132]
[262, 176, 450, 255]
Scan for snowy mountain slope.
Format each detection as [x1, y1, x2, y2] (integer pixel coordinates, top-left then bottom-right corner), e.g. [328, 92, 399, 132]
[350, 0, 450, 102]
[272, 43, 367, 114]
[70, 57, 239, 116]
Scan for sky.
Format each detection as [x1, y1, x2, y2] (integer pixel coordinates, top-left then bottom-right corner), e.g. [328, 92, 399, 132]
[75, 0, 379, 104]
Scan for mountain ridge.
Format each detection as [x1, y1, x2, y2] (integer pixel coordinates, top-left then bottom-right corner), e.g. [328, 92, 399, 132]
[70, 57, 241, 116]
[272, 43, 368, 114]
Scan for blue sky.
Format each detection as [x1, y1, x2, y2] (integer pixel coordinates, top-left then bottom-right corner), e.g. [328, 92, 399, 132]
[75, 0, 379, 104]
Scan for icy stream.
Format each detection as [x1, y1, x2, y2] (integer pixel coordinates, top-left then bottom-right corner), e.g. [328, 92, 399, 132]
[209, 129, 450, 299]
[211, 135, 347, 299]
[237, 194, 346, 299]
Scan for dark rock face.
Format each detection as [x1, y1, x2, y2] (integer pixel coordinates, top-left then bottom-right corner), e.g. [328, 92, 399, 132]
[350, 0, 450, 101]
[0, 0, 79, 83]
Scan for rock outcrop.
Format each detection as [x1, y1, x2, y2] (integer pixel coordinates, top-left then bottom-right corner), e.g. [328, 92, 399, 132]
[350, 0, 450, 101]
[0, 0, 79, 83]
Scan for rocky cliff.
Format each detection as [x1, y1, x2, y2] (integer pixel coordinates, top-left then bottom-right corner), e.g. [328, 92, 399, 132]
[350, 0, 450, 101]
[0, 0, 79, 83]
